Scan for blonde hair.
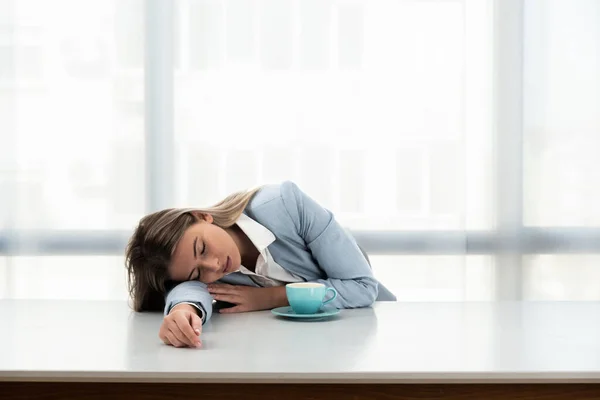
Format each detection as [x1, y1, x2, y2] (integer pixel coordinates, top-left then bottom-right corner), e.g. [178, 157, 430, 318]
[125, 186, 262, 312]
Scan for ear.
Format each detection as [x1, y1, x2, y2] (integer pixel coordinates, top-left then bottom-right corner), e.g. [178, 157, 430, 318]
[191, 211, 214, 224]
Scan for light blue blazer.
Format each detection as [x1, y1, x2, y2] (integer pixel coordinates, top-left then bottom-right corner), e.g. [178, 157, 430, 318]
[164, 181, 396, 324]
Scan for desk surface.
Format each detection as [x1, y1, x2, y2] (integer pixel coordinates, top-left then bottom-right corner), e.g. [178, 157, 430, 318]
[1, 300, 600, 383]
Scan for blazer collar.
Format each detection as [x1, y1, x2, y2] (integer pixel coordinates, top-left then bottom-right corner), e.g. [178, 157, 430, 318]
[236, 213, 276, 252]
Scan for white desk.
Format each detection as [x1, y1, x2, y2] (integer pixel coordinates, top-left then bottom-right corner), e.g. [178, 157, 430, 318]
[1, 300, 600, 399]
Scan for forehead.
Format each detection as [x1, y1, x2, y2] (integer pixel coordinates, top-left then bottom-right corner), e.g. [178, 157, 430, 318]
[175, 220, 207, 250]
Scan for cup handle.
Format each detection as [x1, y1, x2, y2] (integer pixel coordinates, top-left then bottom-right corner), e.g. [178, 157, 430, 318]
[322, 287, 337, 306]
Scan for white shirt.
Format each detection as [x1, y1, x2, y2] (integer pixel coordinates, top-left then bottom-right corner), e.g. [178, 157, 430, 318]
[235, 213, 303, 287]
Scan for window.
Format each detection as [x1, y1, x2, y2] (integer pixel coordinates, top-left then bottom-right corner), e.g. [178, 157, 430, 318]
[0, 0, 145, 233]
[1, 0, 599, 301]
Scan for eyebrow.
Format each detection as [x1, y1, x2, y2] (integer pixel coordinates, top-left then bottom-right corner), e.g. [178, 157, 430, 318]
[193, 237, 198, 259]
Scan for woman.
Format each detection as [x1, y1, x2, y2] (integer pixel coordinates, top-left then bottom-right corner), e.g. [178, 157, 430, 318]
[126, 181, 395, 348]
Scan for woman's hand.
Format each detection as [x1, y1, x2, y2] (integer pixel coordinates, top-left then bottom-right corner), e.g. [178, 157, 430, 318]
[159, 303, 203, 348]
[207, 284, 287, 314]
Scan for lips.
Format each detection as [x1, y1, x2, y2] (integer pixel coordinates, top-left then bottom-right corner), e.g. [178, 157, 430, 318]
[224, 256, 231, 274]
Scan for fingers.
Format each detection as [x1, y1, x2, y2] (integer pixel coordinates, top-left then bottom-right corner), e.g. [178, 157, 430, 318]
[161, 325, 200, 348]
[207, 284, 237, 295]
[159, 324, 170, 344]
[211, 293, 240, 305]
[219, 305, 244, 314]
[159, 309, 203, 348]
[208, 283, 234, 290]
[190, 313, 202, 336]
[170, 324, 194, 347]
[174, 314, 202, 348]
[208, 284, 240, 304]
[164, 331, 186, 348]
[159, 321, 189, 348]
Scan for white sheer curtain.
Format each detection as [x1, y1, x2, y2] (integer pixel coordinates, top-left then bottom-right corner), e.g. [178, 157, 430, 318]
[0, 0, 144, 299]
[173, 0, 495, 301]
[0, 0, 598, 301]
[522, 0, 600, 299]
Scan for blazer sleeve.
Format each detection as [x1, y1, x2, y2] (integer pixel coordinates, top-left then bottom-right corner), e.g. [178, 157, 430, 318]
[280, 181, 378, 308]
[163, 281, 213, 324]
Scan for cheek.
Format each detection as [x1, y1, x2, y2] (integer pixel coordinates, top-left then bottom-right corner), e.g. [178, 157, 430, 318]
[222, 232, 236, 251]
[169, 256, 185, 280]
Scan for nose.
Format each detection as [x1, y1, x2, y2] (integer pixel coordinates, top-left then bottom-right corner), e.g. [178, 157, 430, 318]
[201, 257, 220, 272]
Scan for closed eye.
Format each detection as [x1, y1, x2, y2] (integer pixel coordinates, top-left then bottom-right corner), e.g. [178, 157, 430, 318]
[187, 265, 200, 281]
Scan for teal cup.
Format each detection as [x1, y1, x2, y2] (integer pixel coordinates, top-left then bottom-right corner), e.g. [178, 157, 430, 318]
[285, 282, 337, 314]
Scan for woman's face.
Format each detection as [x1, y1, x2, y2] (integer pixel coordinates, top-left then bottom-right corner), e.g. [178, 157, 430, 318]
[169, 215, 241, 284]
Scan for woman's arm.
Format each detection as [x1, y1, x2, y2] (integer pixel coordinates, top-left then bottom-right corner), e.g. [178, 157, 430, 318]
[164, 280, 214, 323]
[280, 181, 379, 308]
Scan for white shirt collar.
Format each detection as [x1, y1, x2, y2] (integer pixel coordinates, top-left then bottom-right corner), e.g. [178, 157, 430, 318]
[235, 213, 276, 253]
